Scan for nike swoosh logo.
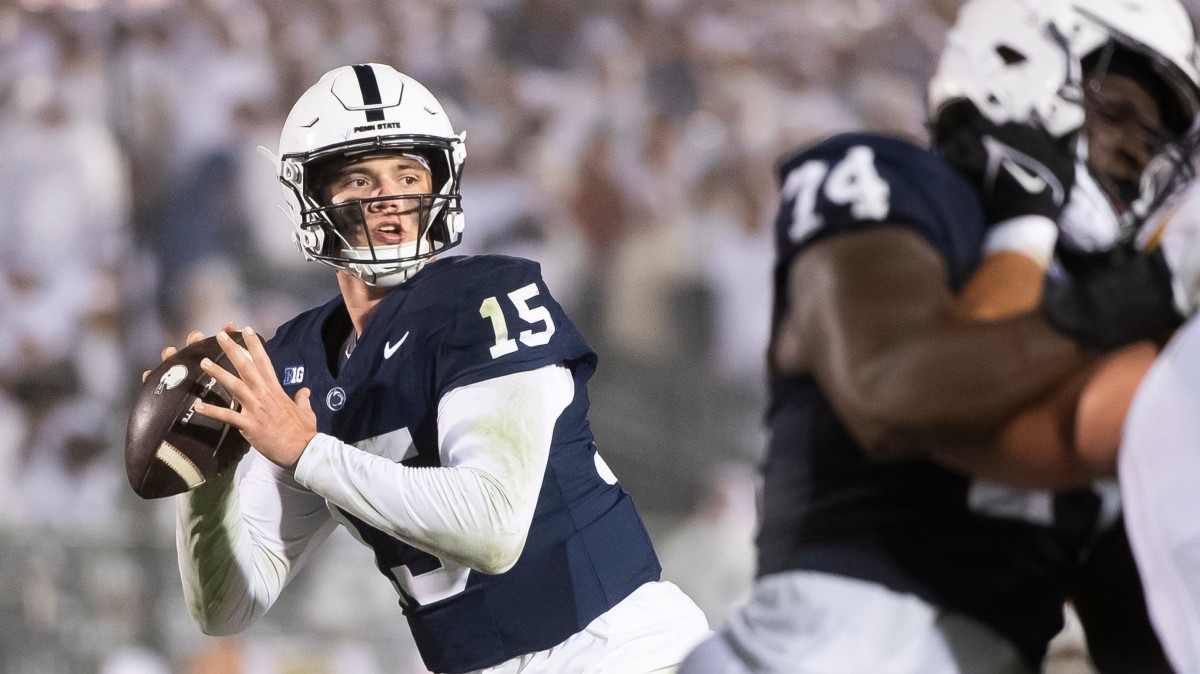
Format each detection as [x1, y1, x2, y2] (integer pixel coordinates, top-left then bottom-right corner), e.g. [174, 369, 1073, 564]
[981, 136, 1065, 205]
[384, 332, 410, 359]
[1000, 156, 1047, 194]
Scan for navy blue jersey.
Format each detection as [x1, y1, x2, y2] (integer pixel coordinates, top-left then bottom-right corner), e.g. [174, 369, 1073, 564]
[759, 133, 1102, 667]
[267, 255, 661, 673]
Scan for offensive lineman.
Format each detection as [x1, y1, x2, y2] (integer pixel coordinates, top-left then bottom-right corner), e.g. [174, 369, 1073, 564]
[681, 0, 1200, 671]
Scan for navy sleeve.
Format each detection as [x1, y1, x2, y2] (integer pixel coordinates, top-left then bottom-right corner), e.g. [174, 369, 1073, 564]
[773, 133, 987, 290]
[430, 257, 594, 398]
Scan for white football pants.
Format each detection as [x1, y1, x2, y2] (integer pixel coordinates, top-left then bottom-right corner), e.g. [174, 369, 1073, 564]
[469, 580, 710, 674]
[677, 571, 1031, 674]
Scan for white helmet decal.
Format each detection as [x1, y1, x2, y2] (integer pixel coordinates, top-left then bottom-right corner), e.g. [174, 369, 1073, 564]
[268, 64, 467, 287]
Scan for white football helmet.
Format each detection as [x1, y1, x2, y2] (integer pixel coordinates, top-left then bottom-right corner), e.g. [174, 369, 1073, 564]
[267, 63, 466, 286]
[929, 0, 1200, 250]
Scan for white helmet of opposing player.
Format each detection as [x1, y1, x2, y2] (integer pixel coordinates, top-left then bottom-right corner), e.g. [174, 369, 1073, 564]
[267, 64, 466, 286]
[929, 0, 1200, 249]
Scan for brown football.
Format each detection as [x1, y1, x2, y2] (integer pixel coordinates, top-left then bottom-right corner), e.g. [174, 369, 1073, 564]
[125, 333, 251, 499]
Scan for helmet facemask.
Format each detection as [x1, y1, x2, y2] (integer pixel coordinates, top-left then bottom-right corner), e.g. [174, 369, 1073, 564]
[1075, 43, 1199, 242]
[293, 146, 465, 286]
[307, 192, 460, 281]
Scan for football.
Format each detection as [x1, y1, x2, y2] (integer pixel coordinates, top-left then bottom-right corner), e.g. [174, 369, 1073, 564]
[125, 333, 252, 499]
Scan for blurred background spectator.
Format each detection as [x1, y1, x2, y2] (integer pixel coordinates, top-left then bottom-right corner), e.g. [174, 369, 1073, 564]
[3, 0, 1188, 671]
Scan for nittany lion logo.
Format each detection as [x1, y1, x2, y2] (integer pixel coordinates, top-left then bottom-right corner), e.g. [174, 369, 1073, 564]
[155, 365, 188, 395]
[326, 387, 347, 411]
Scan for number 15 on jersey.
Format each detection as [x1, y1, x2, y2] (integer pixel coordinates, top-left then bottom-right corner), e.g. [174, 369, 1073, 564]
[480, 283, 557, 359]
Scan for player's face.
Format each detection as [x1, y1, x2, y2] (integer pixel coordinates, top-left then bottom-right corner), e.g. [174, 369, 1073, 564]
[324, 153, 434, 248]
[1082, 73, 1164, 215]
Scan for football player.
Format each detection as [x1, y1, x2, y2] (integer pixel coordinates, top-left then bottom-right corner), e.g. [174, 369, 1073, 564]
[165, 64, 710, 674]
[679, 0, 1200, 672]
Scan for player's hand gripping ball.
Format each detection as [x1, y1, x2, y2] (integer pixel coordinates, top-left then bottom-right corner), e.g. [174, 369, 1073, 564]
[125, 332, 252, 498]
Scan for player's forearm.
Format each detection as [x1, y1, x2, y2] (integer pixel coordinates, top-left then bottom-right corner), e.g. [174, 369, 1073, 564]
[931, 341, 1157, 486]
[828, 311, 1086, 460]
[176, 471, 272, 634]
[929, 367, 1102, 489]
[293, 367, 567, 574]
[781, 228, 1087, 459]
[935, 241, 1159, 482]
[955, 250, 1049, 321]
[297, 440, 530, 573]
[176, 456, 334, 634]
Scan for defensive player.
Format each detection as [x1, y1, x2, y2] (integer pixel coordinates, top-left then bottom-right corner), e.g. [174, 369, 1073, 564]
[680, 0, 1200, 672]
[166, 64, 710, 674]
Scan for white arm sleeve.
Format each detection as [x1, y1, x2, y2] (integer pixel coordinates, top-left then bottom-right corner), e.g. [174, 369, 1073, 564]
[175, 451, 338, 635]
[293, 364, 573, 574]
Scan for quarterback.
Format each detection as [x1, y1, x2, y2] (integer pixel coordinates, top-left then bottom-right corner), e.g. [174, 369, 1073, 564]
[167, 64, 709, 674]
[681, 0, 1200, 672]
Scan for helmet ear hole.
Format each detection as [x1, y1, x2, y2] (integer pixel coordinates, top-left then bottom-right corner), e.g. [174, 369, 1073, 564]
[426, 210, 464, 246]
[282, 161, 300, 183]
[995, 45, 1027, 65]
[292, 227, 326, 260]
[298, 227, 320, 249]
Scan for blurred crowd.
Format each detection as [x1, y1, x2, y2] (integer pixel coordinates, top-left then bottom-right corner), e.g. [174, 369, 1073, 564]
[0, 0, 1099, 672]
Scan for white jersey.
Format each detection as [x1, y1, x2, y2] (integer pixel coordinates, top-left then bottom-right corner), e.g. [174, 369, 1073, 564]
[1119, 315, 1200, 674]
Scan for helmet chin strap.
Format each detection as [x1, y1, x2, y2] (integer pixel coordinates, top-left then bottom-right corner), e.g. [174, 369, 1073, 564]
[352, 259, 428, 287]
[341, 240, 429, 287]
